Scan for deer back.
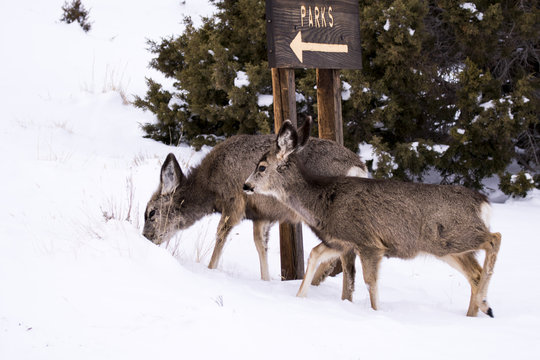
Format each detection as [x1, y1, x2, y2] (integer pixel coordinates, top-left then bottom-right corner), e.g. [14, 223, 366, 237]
[144, 132, 366, 243]
[306, 176, 491, 259]
[244, 120, 491, 260]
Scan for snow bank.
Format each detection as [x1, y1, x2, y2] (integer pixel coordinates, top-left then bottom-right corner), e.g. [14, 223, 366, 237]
[1, 1, 539, 359]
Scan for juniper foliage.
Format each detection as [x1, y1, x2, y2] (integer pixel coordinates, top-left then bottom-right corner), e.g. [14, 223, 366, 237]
[60, 0, 91, 32]
[135, 0, 539, 195]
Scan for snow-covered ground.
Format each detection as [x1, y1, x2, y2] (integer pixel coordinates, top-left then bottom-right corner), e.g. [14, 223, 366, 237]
[1, 1, 539, 359]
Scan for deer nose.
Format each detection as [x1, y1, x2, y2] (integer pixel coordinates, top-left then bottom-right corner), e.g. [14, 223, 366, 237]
[243, 183, 254, 193]
[141, 228, 154, 241]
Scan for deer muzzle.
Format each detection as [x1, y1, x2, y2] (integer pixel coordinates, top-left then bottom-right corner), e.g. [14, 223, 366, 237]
[243, 183, 254, 194]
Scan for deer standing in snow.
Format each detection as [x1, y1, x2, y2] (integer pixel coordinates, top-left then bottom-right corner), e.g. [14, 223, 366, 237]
[244, 119, 501, 317]
[143, 120, 366, 298]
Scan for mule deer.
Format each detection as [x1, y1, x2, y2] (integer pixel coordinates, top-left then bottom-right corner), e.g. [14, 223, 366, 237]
[244, 119, 501, 317]
[143, 120, 366, 290]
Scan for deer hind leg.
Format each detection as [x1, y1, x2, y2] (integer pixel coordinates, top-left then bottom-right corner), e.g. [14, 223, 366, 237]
[253, 220, 273, 281]
[297, 243, 341, 298]
[340, 249, 356, 302]
[311, 250, 356, 301]
[474, 232, 502, 317]
[208, 206, 244, 270]
[311, 249, 356, 285]
[309, 249, 356, 301]
[439, 252, 482, 316]
[310, 258, 338, 286]
[358, 248, 384, 311]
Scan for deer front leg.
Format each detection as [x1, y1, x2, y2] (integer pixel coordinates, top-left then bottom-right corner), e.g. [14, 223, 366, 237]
[310, 258, 338, 286]
[297, 243, 340, 297]
[305, 248, 356, 301]
[311, 249, 356, 292]
[208, 207, 244, 270]
[253, 220, 272, 281]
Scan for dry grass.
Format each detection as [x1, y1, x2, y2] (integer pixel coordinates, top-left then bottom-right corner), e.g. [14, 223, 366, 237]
[100, 174, 140, 229]
[82, 59, 130, 104]
[102, 64, 130, 105]
[161, 217, 215, 264]
[193, 220, 214, 263]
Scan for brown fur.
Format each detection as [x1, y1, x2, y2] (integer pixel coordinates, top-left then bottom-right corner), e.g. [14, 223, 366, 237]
[244, 120, 502, 317]
[143, 123, 366, 287]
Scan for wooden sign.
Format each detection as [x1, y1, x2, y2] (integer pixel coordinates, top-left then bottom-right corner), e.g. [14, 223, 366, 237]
[265, 0, 362, 69]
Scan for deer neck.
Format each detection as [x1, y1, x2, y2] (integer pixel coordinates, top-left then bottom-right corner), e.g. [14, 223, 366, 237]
[179, 168, 216, 216]
[278, 157, 330, 229]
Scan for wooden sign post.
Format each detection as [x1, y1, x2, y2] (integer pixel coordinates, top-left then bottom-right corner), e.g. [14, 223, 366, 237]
[266, 0, 362, 280]
[317, 68, 343, 144]
[271, 67, 305, 280]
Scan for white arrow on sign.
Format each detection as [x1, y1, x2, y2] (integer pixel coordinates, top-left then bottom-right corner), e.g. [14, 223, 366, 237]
[290, 31, 348, 63]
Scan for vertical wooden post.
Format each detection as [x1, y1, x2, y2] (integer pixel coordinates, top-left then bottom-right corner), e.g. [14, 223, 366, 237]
[316, 69, 343, 145]
[271, 68, 304, 280]
[316, 68, 344, 276]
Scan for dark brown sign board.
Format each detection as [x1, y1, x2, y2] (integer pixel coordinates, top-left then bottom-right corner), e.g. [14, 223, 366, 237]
[265, 0, 362, 69]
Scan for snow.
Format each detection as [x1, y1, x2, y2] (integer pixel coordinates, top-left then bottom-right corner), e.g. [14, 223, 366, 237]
[1, 1, 540, 359]
[480, 100, 496, 110]
[359, 142, 377, 166]
[432, 144, 450, 154]
[257, 94, 273, 107]
[342, 81, 351, 101]
[234, 70, 249, 88]
[460, 2, 484, 21]
[511, 173, 534, 184]
[460, 2, 477, 13]
[383, 18, 391, 31]
[440, 65, 465, 84]
[411, 142, 450, 155]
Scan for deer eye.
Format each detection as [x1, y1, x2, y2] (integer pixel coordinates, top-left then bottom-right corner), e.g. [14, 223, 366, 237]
[258, 165, 266, 172]
[149, 210, 156, 219]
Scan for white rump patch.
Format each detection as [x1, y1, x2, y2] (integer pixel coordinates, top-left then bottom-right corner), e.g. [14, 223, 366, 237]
[479, 202, 492, 229]
[347, 166, 368, 178]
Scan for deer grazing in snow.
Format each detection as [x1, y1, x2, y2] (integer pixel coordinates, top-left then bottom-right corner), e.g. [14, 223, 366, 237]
[244, 119, 501, 317]
[143, 120, 366, 296]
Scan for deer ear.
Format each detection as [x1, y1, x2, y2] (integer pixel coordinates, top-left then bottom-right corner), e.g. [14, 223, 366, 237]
[297, 116, 312, 148]
[160, 153, 184, 195]
[276, 120, 298, 159]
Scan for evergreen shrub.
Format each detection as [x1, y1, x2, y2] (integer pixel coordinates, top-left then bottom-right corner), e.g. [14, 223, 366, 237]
[499, 171, 537, 198]
[60, 0, 91, 32]
[136, 0, 539, 195]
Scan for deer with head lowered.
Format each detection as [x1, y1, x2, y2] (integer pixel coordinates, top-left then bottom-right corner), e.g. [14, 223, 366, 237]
[244, 119, 501, 317]
[143, 120, 366, 296]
